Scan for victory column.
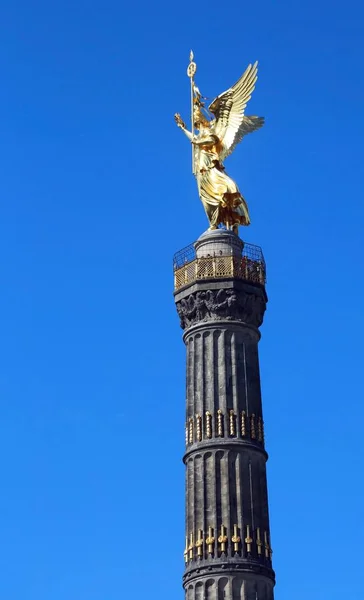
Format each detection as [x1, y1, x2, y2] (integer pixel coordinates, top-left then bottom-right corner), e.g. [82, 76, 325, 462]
[173, 53, 275, 600]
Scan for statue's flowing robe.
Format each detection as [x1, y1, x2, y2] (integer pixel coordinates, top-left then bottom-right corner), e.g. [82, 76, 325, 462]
[195, 132, 250, 228]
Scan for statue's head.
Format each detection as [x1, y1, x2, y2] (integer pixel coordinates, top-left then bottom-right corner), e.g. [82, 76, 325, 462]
[193, 101, 210, 131]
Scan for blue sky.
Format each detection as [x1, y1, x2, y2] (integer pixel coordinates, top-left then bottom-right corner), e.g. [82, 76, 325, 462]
[0, 0, 363, 598]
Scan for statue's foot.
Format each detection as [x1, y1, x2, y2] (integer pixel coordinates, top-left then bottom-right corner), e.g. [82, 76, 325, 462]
[208, 225, 218, 231]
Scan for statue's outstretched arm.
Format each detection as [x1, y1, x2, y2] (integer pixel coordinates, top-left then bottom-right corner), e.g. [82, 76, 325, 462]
[174, 113, 193, 141]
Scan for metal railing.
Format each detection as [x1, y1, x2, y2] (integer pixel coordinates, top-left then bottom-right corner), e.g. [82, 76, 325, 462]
[173, 241, 266, 291]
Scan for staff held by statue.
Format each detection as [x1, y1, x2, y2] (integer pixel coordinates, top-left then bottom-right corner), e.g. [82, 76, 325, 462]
[187, 50, 197, 175]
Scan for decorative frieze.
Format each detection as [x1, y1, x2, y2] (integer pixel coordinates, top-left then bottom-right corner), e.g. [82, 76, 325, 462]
[185, 411, 265, 447]
[176, 286, 267, 330]
[184, 525, 272, 563]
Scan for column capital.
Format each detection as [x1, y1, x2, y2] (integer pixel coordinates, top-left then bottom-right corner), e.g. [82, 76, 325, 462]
[175, 280, 267, 332]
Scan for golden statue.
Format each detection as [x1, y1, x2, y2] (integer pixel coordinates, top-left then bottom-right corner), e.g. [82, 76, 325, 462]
[175, 52, 264, 234]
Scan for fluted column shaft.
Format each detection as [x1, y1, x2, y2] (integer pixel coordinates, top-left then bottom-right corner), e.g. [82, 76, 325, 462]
[184, 322, 270, 549]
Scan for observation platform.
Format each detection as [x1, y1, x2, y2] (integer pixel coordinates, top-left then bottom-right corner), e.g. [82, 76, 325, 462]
[173, 231, 266, 292]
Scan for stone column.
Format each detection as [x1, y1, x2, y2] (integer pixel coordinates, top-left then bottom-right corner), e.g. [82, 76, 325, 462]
[174, 230, 275, 600]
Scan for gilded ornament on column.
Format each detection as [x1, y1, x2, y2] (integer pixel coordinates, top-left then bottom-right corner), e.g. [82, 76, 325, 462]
[217, 409, 224, 437]
[188, 532, 194, 560]
[205, 411, 212, 439]
[196, 414, 202, 441]
[245, 524, 253, 554]
[256, 527, 263, 556]
[241, 410, 247, 437]
[195, 529, 204, 558]
[264, 531, 272, 559]
[232, 524, 241, 553]
[218, 524, 228, 553]
[250, 413, 256, 440]
[188, 417, 194, 444]
[184, 536, 189, 563]
[206, 526, 215, 555]
[229, 410, 236, 436]
[185, 424, 188, 446]
[258, 416, 264, 443]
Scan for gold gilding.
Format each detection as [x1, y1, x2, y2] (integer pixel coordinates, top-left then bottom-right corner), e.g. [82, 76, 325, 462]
[250, 414, 256, 440]
[217, 409, 224, 437]
[218, 525, 228, 553]
[206, 526, 215, 555]
[232, 524, 241, 553]
[241, 410, 247, 437]
[188, 417, 194, 444]
[196, 414, 202, 442]
[258, 417, 264, 443]
[264, 531, 272, 559]
[245, 525, 252, 553]
[229, 410, 236, 436]
[205, 411, 212, 439]
[256, 527, 263, 556]
[196, 529, 204, 558]
[175, 56, 264, 233]
[188, 532, 194, 560]
[174, 255, 265, 292]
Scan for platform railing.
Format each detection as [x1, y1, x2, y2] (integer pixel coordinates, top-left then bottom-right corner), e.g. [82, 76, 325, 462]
[173, 242, 266, 291]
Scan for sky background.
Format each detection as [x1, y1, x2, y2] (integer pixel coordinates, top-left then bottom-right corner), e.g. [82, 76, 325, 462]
[0, 0, 363, 598]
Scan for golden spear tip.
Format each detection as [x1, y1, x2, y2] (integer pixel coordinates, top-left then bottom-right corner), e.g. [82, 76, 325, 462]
[190, 50, 194, 61]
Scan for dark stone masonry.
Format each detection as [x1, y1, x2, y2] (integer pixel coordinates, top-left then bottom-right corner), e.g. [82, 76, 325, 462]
[174, 229, 275, 600]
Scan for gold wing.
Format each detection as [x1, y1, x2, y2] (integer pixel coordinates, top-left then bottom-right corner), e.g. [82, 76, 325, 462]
[209, 61, 264, 160]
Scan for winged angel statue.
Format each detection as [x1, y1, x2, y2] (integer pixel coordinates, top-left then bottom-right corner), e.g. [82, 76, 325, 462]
[175, 56, 264, 234]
